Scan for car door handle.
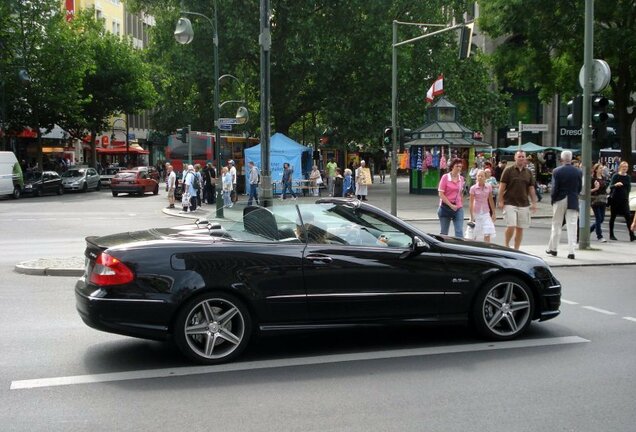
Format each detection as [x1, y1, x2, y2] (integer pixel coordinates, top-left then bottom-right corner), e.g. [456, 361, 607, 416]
[305, 254, 333, 264]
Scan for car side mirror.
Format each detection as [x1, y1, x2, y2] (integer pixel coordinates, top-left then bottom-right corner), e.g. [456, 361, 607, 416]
[399, 236, 429, 259]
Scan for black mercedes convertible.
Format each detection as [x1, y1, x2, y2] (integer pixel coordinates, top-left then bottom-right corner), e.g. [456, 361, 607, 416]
[75, 198, 561, 364]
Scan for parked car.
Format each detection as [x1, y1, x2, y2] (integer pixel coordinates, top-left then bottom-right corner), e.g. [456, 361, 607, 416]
[61, 167, 101, 192]
[131, 166, 160, 181]
[0, 151, 23, 199]
[23, 171, 64, 196]
[99, 166, 124, 188]
[75, 198, 562, 365]
[111, 169, 159, 196]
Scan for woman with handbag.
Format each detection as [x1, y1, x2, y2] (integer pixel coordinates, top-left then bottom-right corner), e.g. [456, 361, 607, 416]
[608, 161, 635, 241]
[437, 158, 465, 237]
[589, 163, 608, 242]
[309, 165, 322, 197]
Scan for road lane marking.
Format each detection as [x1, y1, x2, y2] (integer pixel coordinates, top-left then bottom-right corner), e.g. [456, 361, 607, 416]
[582, 306, 616, 315]
[10, 336, 589, 390]
[623, 317, 636, 323]
[561, 299, 579, 305]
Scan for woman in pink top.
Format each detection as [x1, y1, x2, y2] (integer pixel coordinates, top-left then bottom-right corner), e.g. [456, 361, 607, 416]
[437, 158, 465, 237]
[469, 169, 497, 242]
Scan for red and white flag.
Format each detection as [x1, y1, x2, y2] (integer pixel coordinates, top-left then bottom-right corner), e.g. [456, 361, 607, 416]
[426, 74, 444, 103]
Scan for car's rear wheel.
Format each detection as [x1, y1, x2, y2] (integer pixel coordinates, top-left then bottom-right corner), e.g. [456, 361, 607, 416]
[112, 191, 118, 197]
[12, 185, 21, 199]
[57, 185, 64, 195]
[153, 184, 159, 195]
[472, 276, 534, 340]
[175, 292, 252, 364]
[96, 182, 101, 191]
[82, 182, 88, 193]
[34, 187, 42, 197]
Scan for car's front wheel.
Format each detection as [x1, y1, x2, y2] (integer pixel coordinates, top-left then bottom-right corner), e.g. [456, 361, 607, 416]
[96, 181, 101, 191]
[112, 191, 118, 197]
[57, 185, 64, 195]
[174, 292, 252, 364]
[82, 182, 88, 193]
[472, 276, 534, 340]
[12, 185, 21, 199]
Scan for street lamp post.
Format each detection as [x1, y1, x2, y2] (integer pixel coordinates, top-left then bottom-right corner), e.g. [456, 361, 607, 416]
[111, 116, 129, 167]
[174, 3, 224, 218]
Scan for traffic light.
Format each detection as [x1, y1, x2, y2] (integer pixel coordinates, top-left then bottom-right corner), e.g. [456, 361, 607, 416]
[400, 128, 412, 152]
[591, 95, 614, 144]
[567, 95, 582, 127]
[176, 127, 189, 143]
[383, 127, 392, 148]
[458, 22, 475, 59]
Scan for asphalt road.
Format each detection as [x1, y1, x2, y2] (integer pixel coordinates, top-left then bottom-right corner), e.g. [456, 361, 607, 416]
[1, 189, 635, 431]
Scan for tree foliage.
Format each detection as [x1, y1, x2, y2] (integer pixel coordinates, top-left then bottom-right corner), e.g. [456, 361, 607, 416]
[128, 0, 508, 150]
[479, 0, 636, 162]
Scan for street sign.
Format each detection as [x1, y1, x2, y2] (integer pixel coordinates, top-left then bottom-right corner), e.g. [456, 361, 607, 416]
[215, 117, 241, 125]
[218, 123, 232, 131]
[506, 131, 519, 139]
[521, 123, 548, 132]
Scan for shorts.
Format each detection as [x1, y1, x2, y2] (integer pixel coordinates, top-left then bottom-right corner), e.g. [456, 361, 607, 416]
[503, 205, 531, 229]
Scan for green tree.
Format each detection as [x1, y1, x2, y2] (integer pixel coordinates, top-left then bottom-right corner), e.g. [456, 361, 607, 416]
[128, 0, 507, 151]
[58, 9, 157, 167]
[479, 0, 636, 163]
[2, 0, 87, 163]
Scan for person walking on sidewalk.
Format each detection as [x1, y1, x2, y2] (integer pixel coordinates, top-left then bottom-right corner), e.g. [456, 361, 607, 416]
[280, 163, 297, 200]
[469, 169, 496, 243]
[166, 164, 176, 209]
[247, 161, 260, 206]
[589, 162, 608, 242]
[228, 160, 238, 203]
[355, 160, 369, 201]
[546, 150, 582, 259]
[221, 166, 233, 208]
[326, 158, 337, 196]
[608, 161, 635, 241]
[498, 151, 538, 250]
[437, 158, 465, 237]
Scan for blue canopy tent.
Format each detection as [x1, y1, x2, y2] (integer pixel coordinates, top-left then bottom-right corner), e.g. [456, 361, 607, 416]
[244, 133, 312, 182]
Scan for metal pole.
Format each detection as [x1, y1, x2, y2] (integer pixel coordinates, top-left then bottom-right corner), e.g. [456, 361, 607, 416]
[390, 21, 398, 216]
[187, 122, 192, 165]
[579, 0, 594, 249]
[213, 0, 224, 218]
[259, 0, 272, 208]
[126, 114, 130, 167]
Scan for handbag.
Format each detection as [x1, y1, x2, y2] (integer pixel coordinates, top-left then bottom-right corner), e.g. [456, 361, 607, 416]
[438, 202, 458, 218]
[590, 193, 607, 207]
[315, 176, 323, 185]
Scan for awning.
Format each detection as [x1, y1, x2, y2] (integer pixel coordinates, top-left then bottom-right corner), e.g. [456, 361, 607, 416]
[96, 146, 149, 155]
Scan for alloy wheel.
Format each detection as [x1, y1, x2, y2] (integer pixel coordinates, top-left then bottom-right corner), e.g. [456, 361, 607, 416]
[180, 296, 248, 362]
[480, 280, 532, 338]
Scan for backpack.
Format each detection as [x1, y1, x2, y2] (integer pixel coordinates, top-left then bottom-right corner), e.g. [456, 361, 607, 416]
[192, 173, 201, 190]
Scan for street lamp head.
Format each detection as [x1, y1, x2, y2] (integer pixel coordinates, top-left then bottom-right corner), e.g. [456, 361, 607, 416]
[235, 106, 249, 125]
[174, 17, 194, 45]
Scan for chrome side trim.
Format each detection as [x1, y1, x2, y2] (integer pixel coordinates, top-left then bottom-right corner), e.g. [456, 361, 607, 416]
[83, 294, 165, 304]
[266, 292, 445, 300]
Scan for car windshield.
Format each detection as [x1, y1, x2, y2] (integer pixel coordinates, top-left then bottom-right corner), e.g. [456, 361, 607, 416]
[25, 172, 42, 181]
[61, 169, 85, 178]
[219, 202, 413, 248]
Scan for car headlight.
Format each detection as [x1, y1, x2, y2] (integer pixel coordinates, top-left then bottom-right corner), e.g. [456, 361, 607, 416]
[25, 184, 32, 189]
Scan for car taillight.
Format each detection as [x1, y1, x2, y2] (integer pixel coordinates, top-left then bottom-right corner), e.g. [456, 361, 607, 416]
[89, 252, 134, 286]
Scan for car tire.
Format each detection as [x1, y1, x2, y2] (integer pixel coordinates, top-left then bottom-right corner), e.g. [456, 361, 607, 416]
[96, 182, 101, 191]
[57, 185, 64, 195]
[35, 187, 42, 197]
[112, 191, 119, 197]
[153, 185, 159, 195]
[82, 182, 88, 193]
[174, 292, 252, 364]
[472, 275, 534, 341]
[12, 185, 21, 199]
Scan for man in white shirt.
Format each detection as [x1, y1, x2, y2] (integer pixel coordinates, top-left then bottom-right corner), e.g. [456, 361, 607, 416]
[247, 161, 260, 206]
[229, 160, 237, 203]
[166, 164, 176, 209]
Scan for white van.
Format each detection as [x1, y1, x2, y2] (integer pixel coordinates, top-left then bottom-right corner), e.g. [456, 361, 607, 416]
[0, 151, 24, 199]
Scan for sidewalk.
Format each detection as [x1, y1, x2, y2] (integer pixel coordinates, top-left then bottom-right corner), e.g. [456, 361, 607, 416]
[15, 176, 636, 276]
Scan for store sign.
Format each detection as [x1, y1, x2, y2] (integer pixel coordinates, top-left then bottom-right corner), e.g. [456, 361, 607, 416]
[101, 136, 109, 147]
[559, 127, 582, 136]
[421, 133, 443, 139]
[444, 133, 463, 138]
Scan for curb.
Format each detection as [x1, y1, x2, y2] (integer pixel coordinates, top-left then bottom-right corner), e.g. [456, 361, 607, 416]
[14, 264, 84, 277]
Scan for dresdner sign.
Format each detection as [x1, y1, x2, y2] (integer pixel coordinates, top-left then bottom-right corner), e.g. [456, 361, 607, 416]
[559, 127, 582, 136]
